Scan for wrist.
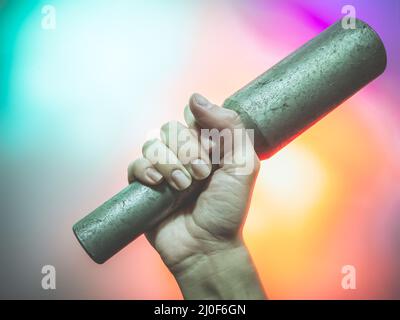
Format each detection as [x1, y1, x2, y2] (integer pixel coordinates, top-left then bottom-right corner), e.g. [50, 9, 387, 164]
[171, 240, 266, 300]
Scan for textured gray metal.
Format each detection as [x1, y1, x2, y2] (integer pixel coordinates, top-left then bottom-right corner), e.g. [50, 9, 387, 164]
[223, 19, 386, 158]
[73, 19, 386, 264]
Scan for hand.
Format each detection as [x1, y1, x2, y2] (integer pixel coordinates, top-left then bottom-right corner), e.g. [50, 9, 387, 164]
[128, 93, 265, 299]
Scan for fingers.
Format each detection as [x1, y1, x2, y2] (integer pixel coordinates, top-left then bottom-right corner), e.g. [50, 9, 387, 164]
[189, 93, 244, 130]
[128, 92, 260, 191]
[189, 93, 260, 176]
[142, 138, 193, 190]
[184, 105, 197, 130]
[184, 104, 215, 153]
[128, 120, 212, 190]
[160, 121, 211, 180]
[127, 157, 163, 185]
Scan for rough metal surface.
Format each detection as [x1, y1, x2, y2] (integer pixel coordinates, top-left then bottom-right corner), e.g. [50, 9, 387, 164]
[223, 19, 386, 159]
[73, 175, 208, 264]
[73, 18, 386, 264]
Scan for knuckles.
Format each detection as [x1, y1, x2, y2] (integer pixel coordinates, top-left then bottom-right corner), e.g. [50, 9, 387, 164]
[142, 138, 160, 155]
[225, 109, 243, 128]
[160, 120, 181, 132]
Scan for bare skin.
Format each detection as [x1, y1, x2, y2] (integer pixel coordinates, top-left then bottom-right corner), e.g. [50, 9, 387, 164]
[128, 93, 265, 299]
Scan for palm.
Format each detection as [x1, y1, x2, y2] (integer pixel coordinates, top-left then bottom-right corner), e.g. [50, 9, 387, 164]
[145, 168, 255, 269]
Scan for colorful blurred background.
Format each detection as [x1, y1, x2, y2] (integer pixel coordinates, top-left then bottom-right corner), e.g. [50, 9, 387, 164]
[0, 0, 399, 299]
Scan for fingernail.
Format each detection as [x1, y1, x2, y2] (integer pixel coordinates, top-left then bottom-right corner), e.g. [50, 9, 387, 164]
[171, 170, 191, 190]
[191, 159, 210, 179]
[193, 93, 211, 108]
[146, 167, 163, 183]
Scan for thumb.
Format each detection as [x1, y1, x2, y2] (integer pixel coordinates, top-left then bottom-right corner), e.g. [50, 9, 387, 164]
[189, 93, 244, 130]
[189, 93, 259, 176]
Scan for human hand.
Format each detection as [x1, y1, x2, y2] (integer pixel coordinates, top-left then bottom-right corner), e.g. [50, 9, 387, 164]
[128, 93, 265, 299]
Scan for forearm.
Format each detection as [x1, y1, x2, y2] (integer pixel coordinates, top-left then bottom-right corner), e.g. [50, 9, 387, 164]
[171, 242, 266, 300]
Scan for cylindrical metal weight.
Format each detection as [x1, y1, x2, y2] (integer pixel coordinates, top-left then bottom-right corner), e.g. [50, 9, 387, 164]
[73, 19, 386, 264]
